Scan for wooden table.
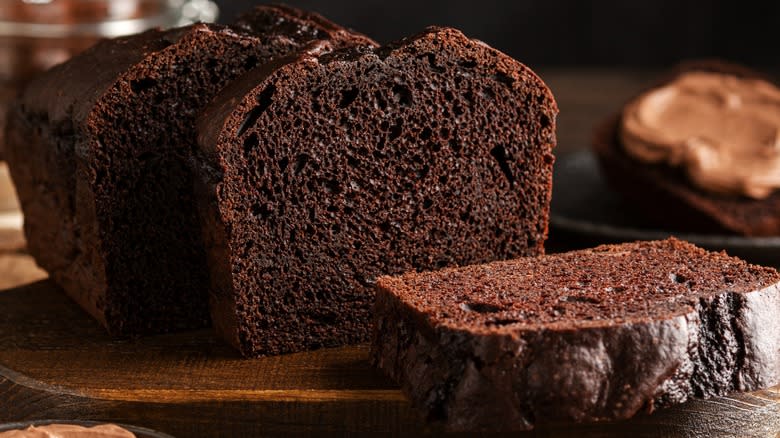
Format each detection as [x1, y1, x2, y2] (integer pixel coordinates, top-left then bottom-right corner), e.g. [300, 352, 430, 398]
[2, 70, 780, 437]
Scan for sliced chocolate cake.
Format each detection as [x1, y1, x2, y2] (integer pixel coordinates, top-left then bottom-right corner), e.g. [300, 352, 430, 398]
[5, 7, 375, 336]
[371, 238, 780, 431]
[193, 27, 557, 356]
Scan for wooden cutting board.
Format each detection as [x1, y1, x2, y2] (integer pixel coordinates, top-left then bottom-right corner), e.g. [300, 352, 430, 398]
[0, 252, 779, 438]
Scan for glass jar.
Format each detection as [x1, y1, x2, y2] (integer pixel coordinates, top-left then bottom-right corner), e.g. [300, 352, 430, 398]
[0, 0, 218, 216]
[0, 0, 219, 153]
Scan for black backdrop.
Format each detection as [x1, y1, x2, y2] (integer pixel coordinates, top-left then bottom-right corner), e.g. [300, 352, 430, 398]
[215, 0, 779, 68]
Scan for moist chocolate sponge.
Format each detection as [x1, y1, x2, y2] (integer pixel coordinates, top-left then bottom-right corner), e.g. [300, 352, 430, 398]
[371, 238, 780, 431]
[5, 7, 374, 336]
[193, 27, 558, 357]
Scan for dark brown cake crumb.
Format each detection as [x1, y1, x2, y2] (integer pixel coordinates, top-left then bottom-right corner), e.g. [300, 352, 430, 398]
[192, 26, 558, 357]
[5, 7, 375, 336]
[371, 238, 780, 431]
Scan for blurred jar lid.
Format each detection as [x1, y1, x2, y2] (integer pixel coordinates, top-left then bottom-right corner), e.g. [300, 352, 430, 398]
[0, 0, 219, 38]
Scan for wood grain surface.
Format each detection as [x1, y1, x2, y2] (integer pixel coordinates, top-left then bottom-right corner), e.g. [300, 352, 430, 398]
[0, 253, 778, 437]
[2, 70, 780, 437]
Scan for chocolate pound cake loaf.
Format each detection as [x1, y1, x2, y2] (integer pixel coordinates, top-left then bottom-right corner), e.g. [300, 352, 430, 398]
[371, 238, 780, 431]
[193, 27, 557, 356]
[594, 61, 780, 236]
[5, 6, 375, 336]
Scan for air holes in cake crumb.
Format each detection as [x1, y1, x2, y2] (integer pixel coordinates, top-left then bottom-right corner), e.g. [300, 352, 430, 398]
[495, 72, 515, 87]
[415, 164, 430, 180]
[374, 91, 388, 110]
[243, 133, 259, 155]
[130, 77, 157, 93]
[670, 273, 687, 284]
[324, 179, 341, 195]
[391, 84, 412, 106]
[464, 90, 475, 106]
[490, 145, 515, 187]
[439, 174, 448, 185]
[278, 157, 289, 172]
[460, 301, 503, 313]
[420, 127, 433, 141]
[237, 85, 276, 137]
[459, 59, 477, 69]
[241, 240, 255, 257]
[251, 203, 271, 219]
[540, 113, 552, 129]
[422, 198, 433, 209]
[389, 119, 403, 141]
[339, 87, 359, 108]
[482, 87, 496, 100]
[423, 53, 445, 72]
[294, 154, 310, 175]
[449, 139, 461, 153]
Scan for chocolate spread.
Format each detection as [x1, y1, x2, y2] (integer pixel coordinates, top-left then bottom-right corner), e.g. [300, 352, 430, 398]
[620, 71, 780, 199]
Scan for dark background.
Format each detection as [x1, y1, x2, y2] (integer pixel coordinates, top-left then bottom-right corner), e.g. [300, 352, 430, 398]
[215, 0, 779, 68]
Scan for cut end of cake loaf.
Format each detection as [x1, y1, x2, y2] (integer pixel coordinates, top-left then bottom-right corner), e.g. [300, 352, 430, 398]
[193, 26, 557, 357]
[6, 6, 374, 337]
[371, 238, 780, 431]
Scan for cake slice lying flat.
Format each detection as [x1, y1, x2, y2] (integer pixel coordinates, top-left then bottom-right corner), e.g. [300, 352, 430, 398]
[371, 238, 780, 431]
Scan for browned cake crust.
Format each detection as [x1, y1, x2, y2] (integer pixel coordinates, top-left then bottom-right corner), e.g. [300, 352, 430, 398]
[5, 7, 374, 336]
[371, 238, 780, 431]
[235, 4, 376, 48]
[192, 27, 557, 357]
[593, 60, 780, 236]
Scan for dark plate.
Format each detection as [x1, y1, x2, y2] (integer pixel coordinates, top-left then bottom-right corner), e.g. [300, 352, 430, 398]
[0, 420, 174, 438]
[550, 150, 780, 267]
